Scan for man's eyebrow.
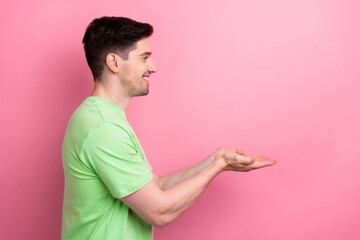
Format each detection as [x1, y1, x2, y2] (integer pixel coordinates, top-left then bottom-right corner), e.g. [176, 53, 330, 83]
[139, 51, 152, 56]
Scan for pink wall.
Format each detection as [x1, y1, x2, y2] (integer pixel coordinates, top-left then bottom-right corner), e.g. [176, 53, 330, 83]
[1, 0, 359, 239]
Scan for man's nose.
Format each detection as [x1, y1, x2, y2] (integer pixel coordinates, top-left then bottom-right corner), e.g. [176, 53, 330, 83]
[148, 59, 157, 73]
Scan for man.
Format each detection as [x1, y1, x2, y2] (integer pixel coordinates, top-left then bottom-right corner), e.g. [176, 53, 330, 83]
[61, 16, 276, 240]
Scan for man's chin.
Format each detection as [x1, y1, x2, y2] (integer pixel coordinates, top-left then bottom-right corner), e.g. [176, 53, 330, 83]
[133, 89, 149, 97]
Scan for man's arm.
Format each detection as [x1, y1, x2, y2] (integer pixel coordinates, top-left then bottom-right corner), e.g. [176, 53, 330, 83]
[121, 150, 276, 228]
[152, 147, 245, 190]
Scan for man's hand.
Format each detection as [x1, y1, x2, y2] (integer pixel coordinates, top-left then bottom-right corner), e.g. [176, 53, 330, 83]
[215, 150, 277, 172]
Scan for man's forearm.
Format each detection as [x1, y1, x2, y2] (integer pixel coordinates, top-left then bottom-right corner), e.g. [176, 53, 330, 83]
[159, 157, 225, 226]
[157, 153, 215, 190]
[122, 151, 274, 228]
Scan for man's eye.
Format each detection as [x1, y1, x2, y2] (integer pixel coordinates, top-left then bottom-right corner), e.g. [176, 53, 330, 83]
[143, 57, 148, 60]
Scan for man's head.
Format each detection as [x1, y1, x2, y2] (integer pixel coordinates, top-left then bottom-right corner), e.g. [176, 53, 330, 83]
[82, 16, 157, 97]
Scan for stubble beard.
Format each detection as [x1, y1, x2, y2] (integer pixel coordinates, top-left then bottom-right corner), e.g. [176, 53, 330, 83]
[123, 76, 149, 97]
[122, 65, 149, 97]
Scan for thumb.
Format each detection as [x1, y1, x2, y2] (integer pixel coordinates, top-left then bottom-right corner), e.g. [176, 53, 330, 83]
[236, 149, 245, 155]
[223, 151, 237, 160]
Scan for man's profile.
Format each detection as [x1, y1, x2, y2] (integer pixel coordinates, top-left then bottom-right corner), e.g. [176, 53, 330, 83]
[61, 16, 276, 240]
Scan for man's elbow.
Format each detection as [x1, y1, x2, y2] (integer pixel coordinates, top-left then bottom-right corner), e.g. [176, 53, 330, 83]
[150, 212, 173, 229]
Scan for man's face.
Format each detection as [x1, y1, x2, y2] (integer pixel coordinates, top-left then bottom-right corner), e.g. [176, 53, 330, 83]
[120, 38, 157, 97]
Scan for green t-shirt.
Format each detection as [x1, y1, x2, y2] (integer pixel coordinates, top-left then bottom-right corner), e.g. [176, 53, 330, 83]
[61, 96, 154, 240]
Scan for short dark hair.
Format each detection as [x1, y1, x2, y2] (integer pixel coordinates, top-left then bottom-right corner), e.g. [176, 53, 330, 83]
[82, 16, 153, 80]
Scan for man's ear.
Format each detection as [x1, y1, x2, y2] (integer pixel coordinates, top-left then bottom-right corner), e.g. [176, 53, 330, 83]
[105, 53, 121, 74]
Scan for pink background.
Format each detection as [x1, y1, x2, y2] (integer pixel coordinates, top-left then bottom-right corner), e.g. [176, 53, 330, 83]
[1, 0, 360, 239]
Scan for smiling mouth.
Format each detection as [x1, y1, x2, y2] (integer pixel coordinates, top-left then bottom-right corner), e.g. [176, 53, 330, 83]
[142, 74, 150, 81]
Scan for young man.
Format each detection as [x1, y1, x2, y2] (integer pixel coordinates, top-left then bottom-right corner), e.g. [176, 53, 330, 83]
[61, 16, 277, 240]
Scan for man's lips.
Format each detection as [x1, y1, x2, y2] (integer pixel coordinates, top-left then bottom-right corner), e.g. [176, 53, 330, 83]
[142, 75, 150, 81]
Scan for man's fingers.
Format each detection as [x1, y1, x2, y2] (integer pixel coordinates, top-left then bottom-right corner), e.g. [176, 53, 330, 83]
[247, 155, 277, 169]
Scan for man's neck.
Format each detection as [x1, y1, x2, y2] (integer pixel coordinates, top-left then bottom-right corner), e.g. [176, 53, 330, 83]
[90, 80, 131, 111]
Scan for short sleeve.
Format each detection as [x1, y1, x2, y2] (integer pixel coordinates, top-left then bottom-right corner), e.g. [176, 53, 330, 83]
[80, 122, 153, 198]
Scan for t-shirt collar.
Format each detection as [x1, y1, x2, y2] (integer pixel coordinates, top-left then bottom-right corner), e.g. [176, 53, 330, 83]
[86, 96, 126, 118]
